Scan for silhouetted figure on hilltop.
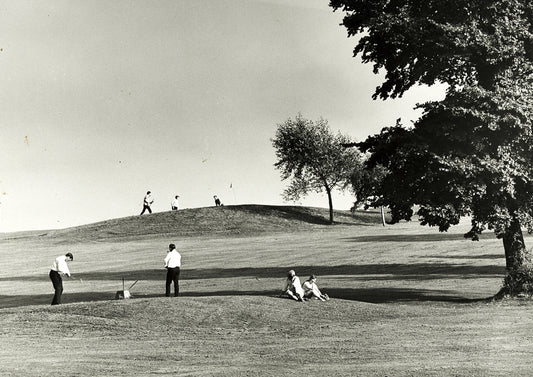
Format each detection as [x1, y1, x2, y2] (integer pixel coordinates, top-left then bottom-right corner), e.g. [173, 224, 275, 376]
[171, 195, 179, 211]
[214, 195, 222, 206]
[140, 191, 154, 215]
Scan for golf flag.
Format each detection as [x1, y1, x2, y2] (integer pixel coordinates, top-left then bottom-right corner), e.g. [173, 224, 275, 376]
[230, 182, 236, 204]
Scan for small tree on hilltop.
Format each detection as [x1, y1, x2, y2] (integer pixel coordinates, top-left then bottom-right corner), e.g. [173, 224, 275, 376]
[272, 114, 362, 224]
[330, 0, 533, 296]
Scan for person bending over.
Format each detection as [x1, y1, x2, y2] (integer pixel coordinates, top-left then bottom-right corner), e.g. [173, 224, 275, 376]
[49, 252, 74, 305]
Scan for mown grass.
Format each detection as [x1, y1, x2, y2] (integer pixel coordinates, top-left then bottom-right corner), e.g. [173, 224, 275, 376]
[1, 205, 533, 376]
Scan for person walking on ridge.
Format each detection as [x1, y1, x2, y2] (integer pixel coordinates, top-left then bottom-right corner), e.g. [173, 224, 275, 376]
[171, 195, 179, 211]
[140, 191, 154, 215]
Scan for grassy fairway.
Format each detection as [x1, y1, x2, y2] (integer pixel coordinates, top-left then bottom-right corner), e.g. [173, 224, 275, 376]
[1, 205, 533, 376]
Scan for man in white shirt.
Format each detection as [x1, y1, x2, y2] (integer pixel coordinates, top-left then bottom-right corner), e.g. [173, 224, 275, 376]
[140, 191, 154, 215]
[171, 195, 179, 211]
[281, 269, 305, 302]
[164, 243, 181, 297]
[302, 275, 329, 301]
[49, 252, 73, 305]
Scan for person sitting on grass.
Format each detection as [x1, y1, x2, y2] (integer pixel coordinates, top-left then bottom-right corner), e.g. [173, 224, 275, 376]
[281, 269, 305, 302]
[302, 275, 329, 301]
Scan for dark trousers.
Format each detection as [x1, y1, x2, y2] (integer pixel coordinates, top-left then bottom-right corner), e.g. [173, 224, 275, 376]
[166, 267, 180, 297]
[140, 205, 152, 215]
[49, 270, 63, 305]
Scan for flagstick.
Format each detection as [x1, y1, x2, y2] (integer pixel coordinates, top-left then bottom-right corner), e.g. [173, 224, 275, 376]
[231, 183, 237, 204]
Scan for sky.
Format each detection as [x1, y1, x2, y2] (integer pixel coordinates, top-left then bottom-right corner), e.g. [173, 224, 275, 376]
[0, 0, 445, 232]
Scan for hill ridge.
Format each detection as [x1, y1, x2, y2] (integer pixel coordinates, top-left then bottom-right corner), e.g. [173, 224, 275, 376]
[41, 204, 383, 241]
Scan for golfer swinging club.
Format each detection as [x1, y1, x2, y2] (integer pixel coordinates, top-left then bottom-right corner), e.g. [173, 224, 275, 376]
[49, 252, 74, 305]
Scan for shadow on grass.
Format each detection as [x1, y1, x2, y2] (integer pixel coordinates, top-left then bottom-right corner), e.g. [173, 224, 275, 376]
[229, 205, 374, 226]
[424, 254, 503, 260]
[0, 263, 504, 308]
[0, 292, 115, 308]
[0, 263, 506, 283]
[0, 290, 276, 309]
[325, 288, 490, 304]
[232, 205, 332, 225]
[0, 285, 491, 309]
[343, 232, 498, 242]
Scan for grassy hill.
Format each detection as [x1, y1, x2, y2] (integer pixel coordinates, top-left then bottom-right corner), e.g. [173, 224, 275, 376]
[37, 205, 386, 241]
[4, 204, 531, 376]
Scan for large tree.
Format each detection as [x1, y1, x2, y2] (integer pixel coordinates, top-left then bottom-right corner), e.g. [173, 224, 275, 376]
[349, 160, 388, 226]
[330, 0, 533, 295]
[349, 160, 387, 210]
[272, 114, 362, 223]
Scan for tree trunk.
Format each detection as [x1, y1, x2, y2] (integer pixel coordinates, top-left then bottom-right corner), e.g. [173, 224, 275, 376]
[380, 206, 386, 227]
[502, 216, 528, 270]
[326, 188, 334, 224]
[499, 216, 533, 297]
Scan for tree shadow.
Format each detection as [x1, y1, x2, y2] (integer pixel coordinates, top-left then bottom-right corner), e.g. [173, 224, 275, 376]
[0, 285, 490, 309]
[0, 263, 505, 308]
[325, 288, 491, 304]
[0, 263, 506, 283]
[134, 290, 276, 299]
[227, 205, 378, 226]
[343, 233, 498, 242]
[0, 292, 118, 308]
[233, 205, 332, 225]
[423, 254, 503, 260]
[0, 290, 281, 309]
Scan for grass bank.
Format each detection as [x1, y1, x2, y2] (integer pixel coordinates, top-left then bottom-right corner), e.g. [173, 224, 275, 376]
[1, 205, 532, 376]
